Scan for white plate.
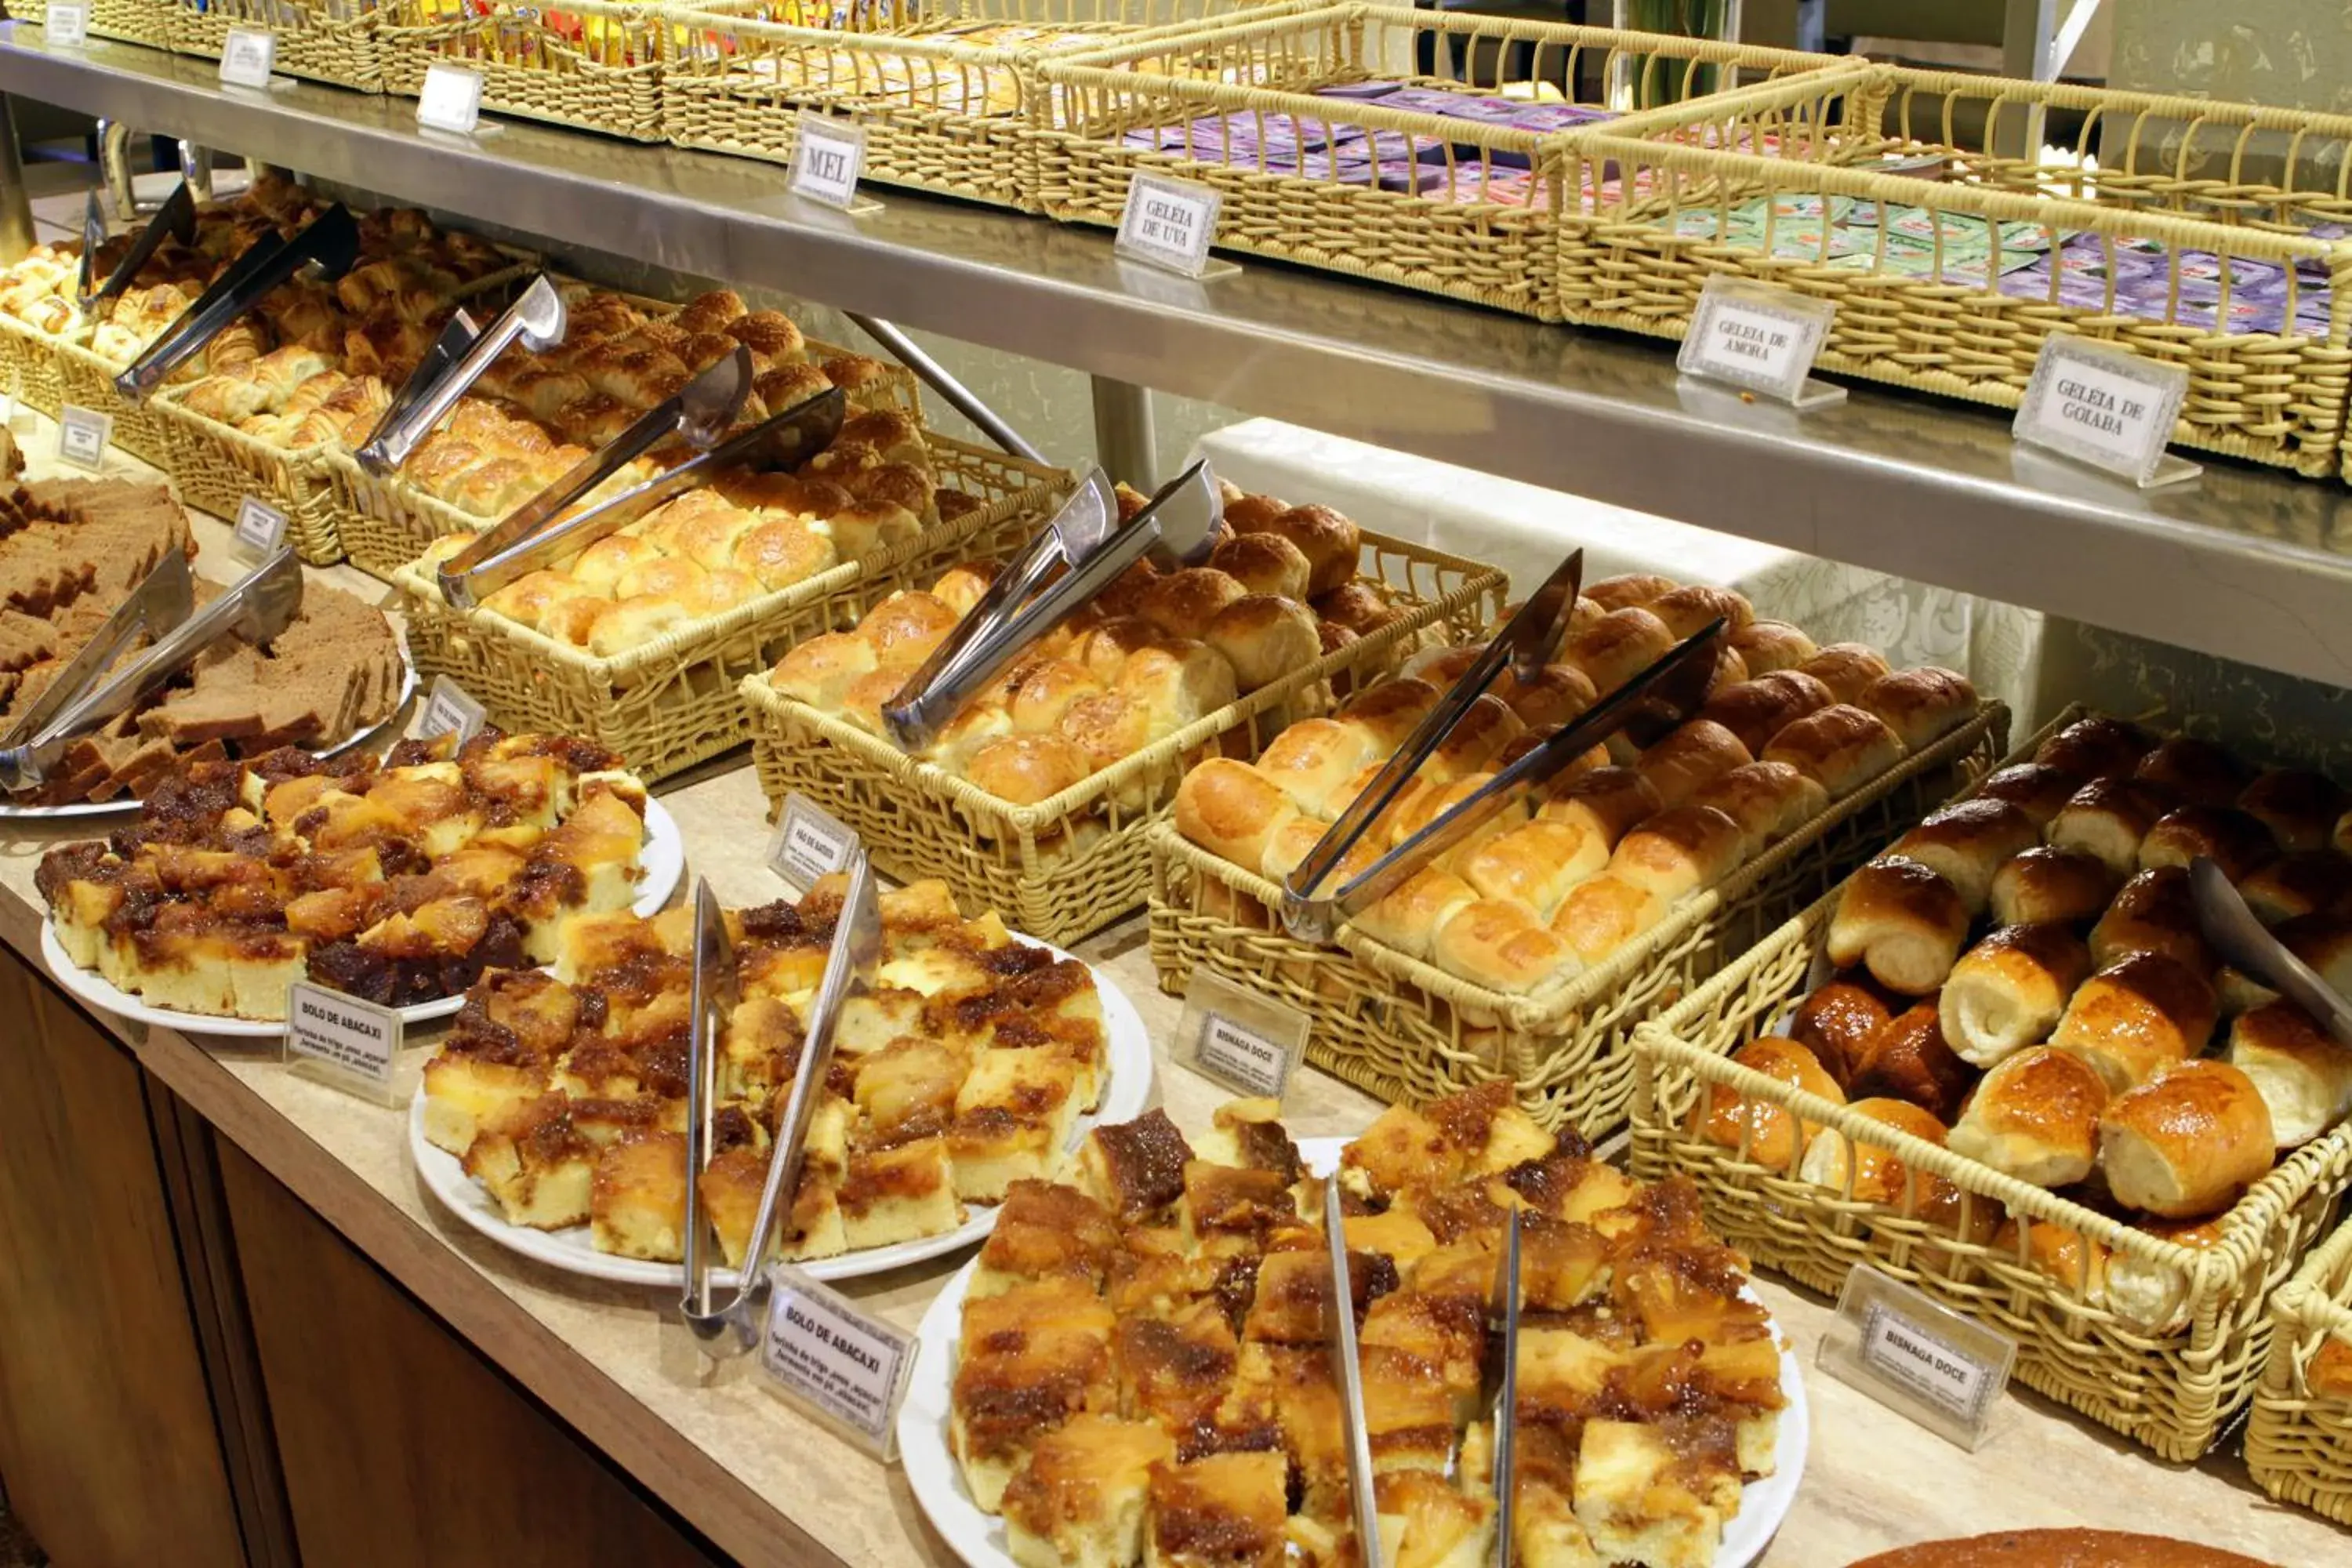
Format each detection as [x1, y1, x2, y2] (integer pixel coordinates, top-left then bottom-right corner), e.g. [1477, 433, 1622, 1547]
[38, 795, 684, 1038]
[0, 663, 420, 821]
[898, 1138, 1810, 1568]
[408, 935, 1156, 1285]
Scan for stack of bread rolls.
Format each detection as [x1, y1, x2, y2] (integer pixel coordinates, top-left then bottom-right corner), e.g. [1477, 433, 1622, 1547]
[1173, 571, 1980, 995]
[1700, 714, 2352, 1326]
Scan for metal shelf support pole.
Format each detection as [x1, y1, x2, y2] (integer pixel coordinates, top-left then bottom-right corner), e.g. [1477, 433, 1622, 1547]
[0, 96, 30, 263]
[1090, 376, 1155, 491]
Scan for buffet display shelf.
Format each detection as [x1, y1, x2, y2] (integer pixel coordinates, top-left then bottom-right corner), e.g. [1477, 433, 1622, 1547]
[11, 28, 2352, 694]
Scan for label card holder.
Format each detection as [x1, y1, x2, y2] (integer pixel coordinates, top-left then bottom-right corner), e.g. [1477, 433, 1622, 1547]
[1175, 970, 1308, 1103]
[415, 674, 486, 744]
[767, 792, 859, 895]
[56, 404, 111, 472]
[219, 27, 281, 90]
[1677, 275, 1845, 410]
[232, 495, 289, 558]
[283, 980, 404, 1107]
[416, 63, 497, 138]
[1820, 1268, 2015, 1450]
[788, 113, 880, 216]
[758, 1265, 916, 1461]
[2012, 336, 2201, 488]
[46, 2, 92, 48]
[1115, 172, 1240, 281]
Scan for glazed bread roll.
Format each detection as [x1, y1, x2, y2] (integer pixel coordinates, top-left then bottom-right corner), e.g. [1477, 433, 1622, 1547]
[1174, 758, 1298, 868]
[2052, 952, 2218, 1092]
[1973, 762, 2082, 829]
[1795, 643, 1893, 706]
[2133, 736, 2251, 809]
[2100, 1061, 2276, 1218]
[1119, 639, 1240, 732]
[1536, 766, 1664, 851]
[1254, 718, 1381, 817]
[1335, 677, 1439, 755]
[1646, 583, 1753, 639]
[1762, 704, 1905, 801]
[2137, 805, 2278, 883]
[2047, 778, 2176, 877]
[1057, 691, 1156, 781]
[1728, 618, 1817, 676]
[1207, 532, 1312, 601]
[1940, 924, 2093, 1069]
[2089, 866, 2214, 976]
[1422, 694, 1526, 783]
[1691, 1038, 1844, 1170]
[1069, 618, 1157, 685]
[1698, 669, 1835, 757]
[1788, 975, 1897, 1087]
[1886, 798, 2041, 916]
[1848, 1002, 1976, 1124]
[1606, 804, 1746, 902]
[2034, 715, 2155, 780]
[1860, 666, 1977, 755]
[1461, 819, 1608, 920]
[1206, 593, 1320, 692]
[1799, 1097, 1951, 1206]
[2240, 850, 2352, 927]
[1584, 572, 1676, 613]
[2238, 768, 2348, 854]
[767, 631, 879, 709]
[1138, 568, 1248, 641]
[1991, 1215, 2110, 1304]
[1351, 866, 1478, 961]
[1989, 845, 2121, 929]
[863, 591, 962, 670]
[1691, 759, 1821, 860]
[966, 734, 1091, 808]
[1497, 663, 1597, 730]
[1260, 814, 1374, 891]
[1009, 659, 1104, 737]
[1826, 856, 1971, 995]
[1566, 607, 1675, 697]
[2105, 1217, 2226, 1334]
[1634, 720, 1752, 810]
[1947, 1046, 2111, 1187]
[2226, 1000, 2352, 1148]
[1430, 900, 1574, 995]
[1220, 491, 1287, 533]
[1251, 504, 1359, 597]
[1315, 583, 1397, 637]
[1550, 874, 1665, 966]
[933, 702, 1015, 771]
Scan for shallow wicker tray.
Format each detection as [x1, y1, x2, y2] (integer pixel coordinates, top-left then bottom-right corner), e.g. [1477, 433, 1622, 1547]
[744, 528, 1504, 946]
[0, 310, 71, 420]
[2249, 1214, 2352, 1525]
[31, 0, 171, 46]
[378, 0, 667, 142]
[168, 0, 388, 93]
[1627, 704, 2352, 1461]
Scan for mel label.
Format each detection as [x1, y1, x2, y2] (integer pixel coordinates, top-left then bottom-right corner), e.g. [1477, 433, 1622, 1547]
[233, 495, 288, 557]
[45, 2, 91, 48]
[416, 674, 486, 744]
[1177, 970, 1308, 1105]
[2013, 336, 2190, 486]
[760, 1267, 915, 1457]
[416, 63, 486, 136]
[284, 981, 401, 1090]
[56, 405, 111, 471]
[1678, 274, 1838, 405]
[1116, 172, 1223, 278]
[219, 27, 277, 89]
[768, 792, 858, 893]
[1821, 1267, 2014, 1450]
[789, 114, 868, 211]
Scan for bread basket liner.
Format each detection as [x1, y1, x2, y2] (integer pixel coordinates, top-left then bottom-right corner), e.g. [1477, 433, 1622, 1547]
[379, 0, 668, 143]
[2247, 1204, 2352, 1522]
[740, 527, 1506, 947]
[167, 0, 390, 93]
[1627, 702, 2352, 1461]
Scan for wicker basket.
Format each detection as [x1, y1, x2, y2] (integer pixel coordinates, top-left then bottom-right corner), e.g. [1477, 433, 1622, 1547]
[1036, 5, 1849, 321]
[56, 335, 178, 468]
[378, 0, 667, 141]
[2249, 1215, 2352, 1524]
[1627, 706, 2352, 1461]
[1150, 699, 2006, 1140]
[745, 531, 1504, 946]
[1566, 67, 2352, 480]
[28, 0, 172, 46]
[392, 437, 1067, 782]
[0, 312, 71, 419]
[151, 390, 347, 563]
[169, 0, 388, 92]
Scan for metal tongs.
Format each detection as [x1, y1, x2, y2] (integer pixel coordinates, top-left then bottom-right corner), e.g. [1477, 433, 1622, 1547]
[1491, 1207, 1523, 1566]
[437, 375, 840, 611]
[359, 273, 568, 474]
[354, 310, 482, 458]
[0, 550, 196, 793]
[882, 459, 1222, 752]
[680, 853, 881, 1354]
[75, 181, 197, 311]
[0, 548, 300, 790]
[1325, 1173, 1385, 1567]
[2190, 855, 2352, 1047]
[114, 203, 360, 402]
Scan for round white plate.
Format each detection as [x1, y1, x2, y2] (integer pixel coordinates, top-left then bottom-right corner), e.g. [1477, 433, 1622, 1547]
[898, 1138, 1810, 1568]
[38, 794, 684, 1037]
[408, 935, 1156, 1285]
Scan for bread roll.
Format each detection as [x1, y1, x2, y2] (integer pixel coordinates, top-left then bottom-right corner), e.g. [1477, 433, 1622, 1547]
[2047, 778, 2176, 877]
[1861, 666, 1977, 756]
[1973, 762, 2082, 829]
[1254, 718, 1381, 817]
[1566, 607, 1675, 697]
[862, 591, 960, 670]
[1220, 492, 1287, 533]
[1788, 976, 1898, 1088]
[1420, 693, 1526, 784]
[1646, 583, 1753, 639]
[1493, 729, 1607, 784]
[2133, 736, 2252, 809]
[1949, 1046, 2111, 1187]
[731, 517, 838, 590]
[1120, 639, 1240, 734]
[2034, 715, 2155, 780]
[1401, 644, 1479, 688]
[2105, 1217, 2226, 1334]
[1992, 1215, 2109, 1304]
[2308, 1335, 2352, 1400]
[767, 631, 879, 710]
[1461, 820, 1608, 920]
[933, 702, 1015, 771]
[1634, 720, 1752, 810]
[1430, 899, 1573, 994]
[1728, 618, 1816, 676]
[1351, 866, 1478, 961]
[1848, 1003, 1975, 1124]
[2100, 1061, 2276, 1218]
[1208, 532, 1312, 601]
[2089, 866, 2213, 977]
[1762, 704, 1905, 800]
[1137, 568, 1248, 641]
[1989, 844, 2120, 929]
[1314, 583, 1396, 637]
[1690, 759, 1820, 860]
[1174, 758, 1298, 867]
[967, 734, 1091, 808]
[1254, 504, 1359, 597]
[1690, 1038, 1843, 1170]
[1057, 691, 1156, 779]
[2278, 912, 2352, 999]
[2238, 768, 2348, 854]
[1827, 857, 1969, 995]
[1259, 814, 1374, 891]
[1606, 804, 1746, 902]
[1698, 669, 1835, 757]
[2052, 952, 2218, 1092]
[1535, 767, 1663, 851]
[1887, 798, 2041, 916]
[568, 531, 662, 593]
[2137, 805, 2277, 883]
[2240, 849, 2352, 927]
[1940, 923, 2092, 1069]
[1334, 677, 1439, 755]
[1206, 593, 1320, 692]
[1795, 643, 1893, 706]
[1391, 774, 1516, 866]
[1550, 874, 1666, 966]
[1584, 572, 1675, 613]
[2227, 1000, 2352, 1149]
[1004, 659, 1102, 737]
[1497, 663, 1597, 730]
[1799, 1098, 1951, 1207]
[1065, 616, 1156, 687]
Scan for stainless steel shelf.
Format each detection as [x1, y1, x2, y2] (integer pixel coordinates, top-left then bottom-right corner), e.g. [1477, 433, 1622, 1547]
[10, 26, 2352, 687]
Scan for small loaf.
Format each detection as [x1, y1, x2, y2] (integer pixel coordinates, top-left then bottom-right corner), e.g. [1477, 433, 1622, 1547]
[1550, 874, 1665, 967]
[2227, 1000, 2352, 1149]
[1727, 618, 1816, 675]
[1351, 866, 1477, 961]
[1973, 762, 2083, 829]
[1940, 923, 2094, 1069]
[2136, 804, 2278, 883]
[1762, 703, 1905, 801]
[1992, 1217, 2110, 1304]
[1536, 766, 1663, 851]
[1583, 572, 1675, 612]
[2047, 777, 2176, 878]
[1173, 757, 1298, 868]
[2239, 849, 2352, 927]
[1947, 1046, 2111, 1188]
[1254, 718, 1380, 817]
[1606, 804, 1746, 902]
[2132, 736, 2251, 808]
[1690, 759, 1821, 860]
[1860, 666, 1976, 754]
[2051, 951, 2219, 1093]
[1697, 669, 1835, 757]
[1646, 583, 1752, 639]
[2035, 716, 2156, 780]
[1795, 642, 1893, 706]
[1990, 845, 2122, 929]
[1887, 798, 2041, 916]
[1205, 593, 1320, 693]
[1335, 678, 1439, 755]
[1825, 856, 1971, 995]
[967, 734, 1091, 808]
[2089, 866, 2214, 977]
[1788, 975, 1897, 1088]
[1566, 606, 1675, 697]
[1429, 900, 1574, 995]
[2100, 1060, 2276, 1218]
[1633, 720, 1752, 810]
[1798, 1097, 1951, 1207]
[2238, 768, 2348, 854]
[1847, 1002, 1976, 1125]
[1461, 819, 1607, 920]
[1691, 1038, 1843, 1170]
[1421, 693, 1525, 783]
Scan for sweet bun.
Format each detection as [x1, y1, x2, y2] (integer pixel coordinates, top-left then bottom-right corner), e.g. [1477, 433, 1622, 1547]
[1118, 640, 1239, 733]
[1205, 593, 1320, 691]
[1430, 901, 1574, 995]
[1352, 866, 1478, 961]
[1138, 568, 1248, 640]
[2034, 715, 2155, 780]
[1860, 666, 1977, 755]
[1208, 532, 1312, 601]
[1389, 774, 1515, 865]
[1989, 845, 2122, 929]
[1251, 504, 1359, 597]
[1461, 819, 1609, 920]
[2136, 805, 2277, 883]
[1947, 1046, 2111, 1187]
[1174, 758, 1298, 866]
[1788, 975, 1898, 1088]
[1606, 804, 1746, 902]
[1536, 766, 1663, 851]
[1634, 720, 1752, 810]
[1314, 583, 1396, 637]
[1400, 643, 1479, 688]
[2106, 1217, 2226, 1334]
[931, 702, 1015, 771]
[2133, 736, 2252, 808]
[1493, 732, 1607, 784]
[862, 591, 961, 670]
[1549, 874, 1665, 966]
[768, 632, 880, 709]
[568, 531, 662, 592]
[1646, 583, 1753, 639]
[1690, 759, 1820, 860]
[2100, 1060, 2276, 1218]
[1691, 1038, 1843, 1170]
[2238, 768, 2348, 853]
[1584, 572, 1675, 613]
[1421, 693, 1525, 784]
[1698, 669, 1835, 757]
[2046, 778, 2176, 878]
[2226, 1000, 2352, 1148]
[1249, 719, 1377, 818]
[1799, 1098, 1951, 1206]
[1826, 856, 1969, 995]
[2240, 850, 2352, 927]
[1335, 678, 1439, 755]
[1940, 924, 2094, 1069]
[1072, 617, 1161, 685]
[1498, 663, 1597, 730]
[1847, 1002, 1976, 1124]
[1056, 691, 1156, 779]
[1728, 619, 1816, 676]
[1566, 607, 1675, 696]
[1795, 642, 1893, 706]
[1219, 490, 1287, 532]
[1886, 798, 2041, 916]
[1008, 660, 1104, 736]
[1259, 814, 1368, 891]
[2052, 951, 2218, 1091]
[961, 733, 1087, 808]
[1974, 763, 2082, 829]
[2089, 866, 2214, 976]
[1762, 704, 1905, 801]
[1991, 1217, 2110, 1303]
[730, 517, 838, 590]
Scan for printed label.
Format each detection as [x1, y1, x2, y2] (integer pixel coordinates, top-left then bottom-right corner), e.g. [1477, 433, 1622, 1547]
[789, 114, 868, 211]
[1859, 1303, 1992, 1422]
[1678, 274, 1836, 403]
[284, 981, 401, 1089]
[1116, 173, 1223, 278]
[56, 405, 110, 471]
[1821, 1267, 2014, 1450]
[416, 63, 485, 136]
[416, 674, 486, 744]
[1177, 971, 1308, 1105]
[233, 495, 288, 557]
[760, 1267, 915, 1456]
[768, 793, 858, 893]
[2013, 336, 2188, 485]
[1197, 1014, 1292, 1098]
[219, 27, 277, 89]
[46, 2, 91, 48]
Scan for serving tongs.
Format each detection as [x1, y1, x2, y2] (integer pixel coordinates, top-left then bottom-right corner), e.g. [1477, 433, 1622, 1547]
[0, 547, 299, 791]
[113, 203, 359, 402]
[74, 181, 197, 312]
[2190, 855, 2352, 1047]
[437, 372, 839, 612]
[1490, 1207, 1523, 1566]
[354, 309, 481, 457]
[1325, 1173, 1385, 1568]
[358, 273, 567, 474]
[680, 852, 880, 1356]
[882, 459, 1222, 752]
[0, 550, 195, 793]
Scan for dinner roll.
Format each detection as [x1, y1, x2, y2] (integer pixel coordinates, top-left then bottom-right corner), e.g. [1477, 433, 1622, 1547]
[2240, 850, 2352, 927]
[1092, 561, 1158, 621]
[1788, 975, 1897, 1088]
[1008, 659, 1104, 736]
[2238, 768, 2349, 853]
[863, 590, 961, 670]
[932, 702, 1014, 771]
[2137, 805, 2277, 883]
[1206, 593, 1320, 692]
[1690, 1038, 1843, 1170]
[2133, 736, 2252, 808]
[1537, 767, 1664, 851]
[1499, 663, 1598, 730]
[1799, 1098, 1951, 1207]
[1698, 669, 1835, 757]
[767, 631, 878, 709]
[2052, 952, 2218, 1092]
[1315, 583, 1397, 637]
[1550, 874, 1666, 966]
[1647, 583, 1753, 639]
[1073, 616, 1160, 684]
[1138, 568, 1248, 640]
[1430, 901, 1574, 995]
[1255, 718, 1381, 817]
[2106, 1217, 2226, 1334]
[1421, 693, 1526, 784]
[1566, 607, 1675, 696]
[1989, 844, 2122, 929]
[1886, 798, 2041, 916]
[1826, 856, 1971, 995]
[1796, 643, 1893, 706]
[1634, 720, 1752, 810]
[1352, 866, 1478, 961]
[1690, 759, 1820, 860]
[570, 532, 662, 592]
[1208, 532, 1312, 601]
[1940, 924, 2094, 1069]
[2047, 778, 2176, 878]
[1762, 705, 1905, 800]
[1584, 572, 1675, 613]
[1948, 1046, 2111, 1188]
[1992, 1214, 2109, 1303]
[2100, 1061, 2275, 1218]
[1058, 691, 1156, 779]
[1861, 666, 1978, 756]
[1607, 804, 1746, 902]
[967, 734, 1091, 808]
[1221, 491, 1288, 533]
[1974, 762, 2082, 829]
[1174, 758, 1298, 867]
[1336, 677, 1439, 754]
[1728, 618, 1817, 675]
[2034, 715, 2155, 780]
[2089, 866, 2214, 976]
[1461, 820, 1609, 920]
[1260, 814, 1373, 891]
[1253, 504, 1359, 597]
[2278, 913, 2352, 999]
[731, 517, 839, 590]
[2226, 1000, 2352, 1149]
[1119, 639, 1240, 732]
[1848, 1002, 1976, 1124]
[1402, 644, 1479, 687]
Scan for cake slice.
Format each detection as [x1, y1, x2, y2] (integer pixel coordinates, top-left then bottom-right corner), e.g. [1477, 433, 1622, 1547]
[952, 1276, 1117, 1512]
[463, 1093, 596, 1230]
[948, 1047, 1083, 1202]
[838, 1136, 961, 1251]
[971, 1179, 1120, 1299]
[1144, 1450, 1289, 1568]
[590, 1131, 688, 1261]
[1374, 1470, 1494, 1568]
[1001, 1414, 1173, 1568]
[1069, 1109, 1192, 1222]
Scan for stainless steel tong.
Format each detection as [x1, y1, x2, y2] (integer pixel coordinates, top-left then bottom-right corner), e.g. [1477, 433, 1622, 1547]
[680, 853, 880, 1354]
[0, 547, 300, 791]
[354, 309, 481, 458]
[358, 273, 567, 474]
[1491, 1206, 1523, 1566]
[881, 459, 1222, 752]
[2190, 855, 2352, 1046]
[0, 550, 195, 793]
[1324, 1173, 1385, 1567]
[114, 203, 359, 401]
[76, 180, 196, 311]
[437, 377, 840, 612]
